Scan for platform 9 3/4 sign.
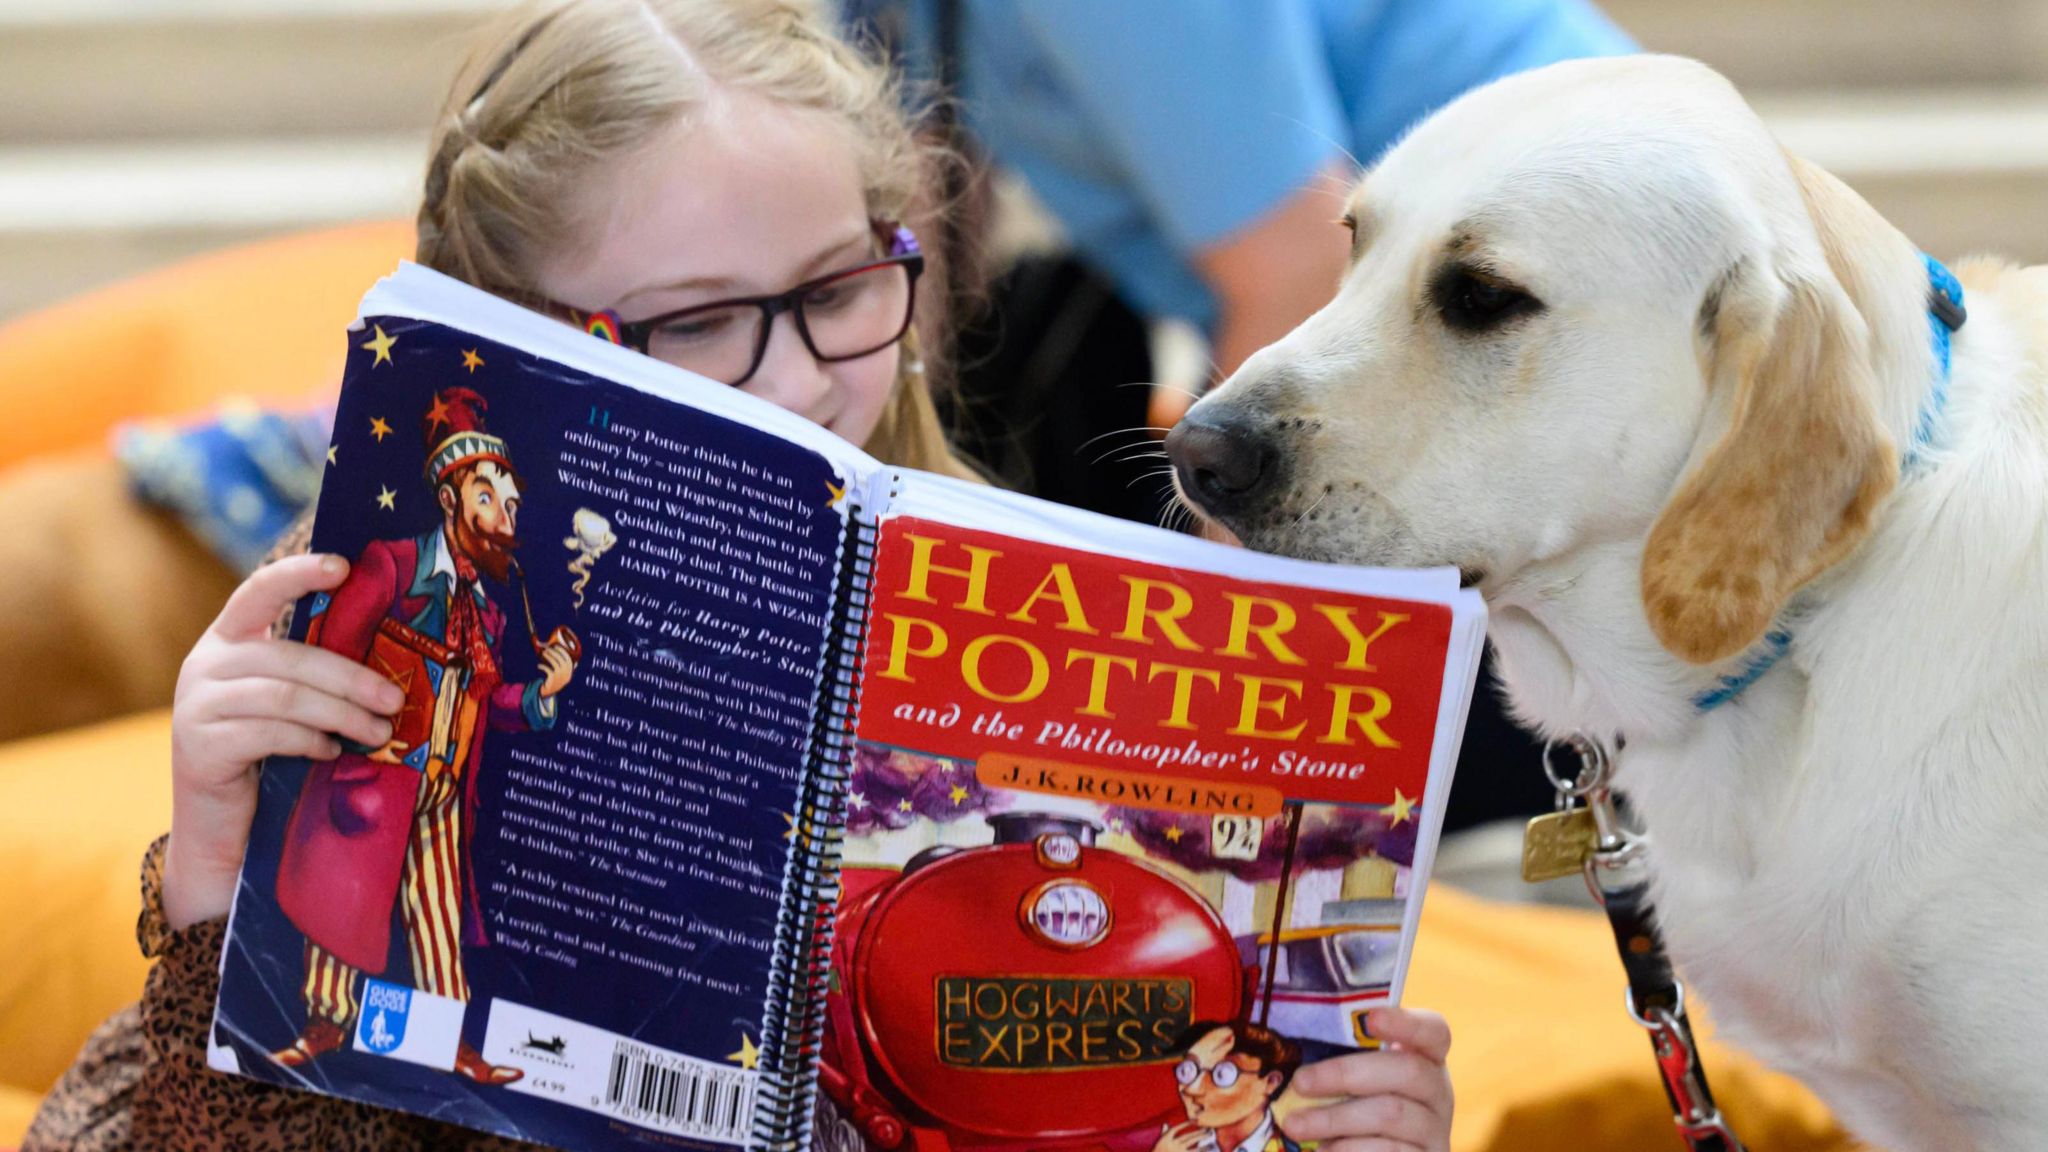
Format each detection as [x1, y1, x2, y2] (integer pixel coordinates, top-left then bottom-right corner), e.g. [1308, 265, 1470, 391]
[1210, 815, 1262, 861]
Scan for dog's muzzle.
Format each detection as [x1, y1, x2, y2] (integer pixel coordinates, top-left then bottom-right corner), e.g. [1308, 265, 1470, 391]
[1164, 410, 1283, 523]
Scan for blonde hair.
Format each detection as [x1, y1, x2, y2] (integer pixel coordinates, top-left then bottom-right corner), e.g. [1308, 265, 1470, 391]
[416, 0, 980, 481]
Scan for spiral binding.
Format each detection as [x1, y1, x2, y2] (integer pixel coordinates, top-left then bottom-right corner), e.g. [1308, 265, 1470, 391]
[751, 502, 881, 1152]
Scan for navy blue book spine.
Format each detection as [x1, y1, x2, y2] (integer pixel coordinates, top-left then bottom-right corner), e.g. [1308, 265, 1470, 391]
[753, 507, 877, 1152]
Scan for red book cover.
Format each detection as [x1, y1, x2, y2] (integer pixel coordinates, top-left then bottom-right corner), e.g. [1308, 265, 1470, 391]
[820, 491, 1484, 1152]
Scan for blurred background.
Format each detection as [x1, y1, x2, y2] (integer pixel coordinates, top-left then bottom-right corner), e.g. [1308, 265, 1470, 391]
[7, 0, 2048, 322]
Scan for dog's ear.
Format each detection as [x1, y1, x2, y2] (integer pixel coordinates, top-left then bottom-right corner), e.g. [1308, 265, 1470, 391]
[1640, 258, 1897, 665]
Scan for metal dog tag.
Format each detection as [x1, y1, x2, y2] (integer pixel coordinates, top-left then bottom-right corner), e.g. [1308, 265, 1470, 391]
[1521, 807, 1598, 883]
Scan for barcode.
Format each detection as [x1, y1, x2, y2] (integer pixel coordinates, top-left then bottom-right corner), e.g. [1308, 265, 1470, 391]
[602, 1040, 755, 1142]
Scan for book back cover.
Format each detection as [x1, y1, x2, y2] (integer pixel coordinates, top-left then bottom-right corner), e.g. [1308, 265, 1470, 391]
[211, 311, 856, 1152]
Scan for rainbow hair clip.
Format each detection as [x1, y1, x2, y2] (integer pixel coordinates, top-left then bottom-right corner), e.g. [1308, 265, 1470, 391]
[582, 309, 625, 345]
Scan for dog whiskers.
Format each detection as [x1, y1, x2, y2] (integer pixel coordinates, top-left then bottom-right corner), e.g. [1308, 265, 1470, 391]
[1291, 490, 1329, 529]
[1077, 424, 1173, 451]
[1126, 465, 1179, 492]
[1278, 114, 1366, 180]
[1107, 445, 1170, 465]
[1081, 425, 1175, 465]
[1118, 380, 1205, 402]
[1157, 499, 1198, 535]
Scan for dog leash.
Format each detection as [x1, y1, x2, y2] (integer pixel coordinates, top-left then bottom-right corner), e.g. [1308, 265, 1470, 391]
[1523, 734, 1745, 1152]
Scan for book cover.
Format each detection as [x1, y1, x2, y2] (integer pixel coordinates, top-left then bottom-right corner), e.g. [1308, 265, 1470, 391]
[816, 490, 1480, 1152]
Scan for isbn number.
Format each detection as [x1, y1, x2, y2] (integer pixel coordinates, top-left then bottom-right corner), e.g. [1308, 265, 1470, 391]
[602, 1041, 754, 1142]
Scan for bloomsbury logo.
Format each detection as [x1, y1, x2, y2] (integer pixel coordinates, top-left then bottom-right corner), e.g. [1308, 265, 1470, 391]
[517, 1032, 575, 1069]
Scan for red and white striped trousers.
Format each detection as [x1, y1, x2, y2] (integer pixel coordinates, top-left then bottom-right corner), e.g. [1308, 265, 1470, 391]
[302, 771, 470, 1026]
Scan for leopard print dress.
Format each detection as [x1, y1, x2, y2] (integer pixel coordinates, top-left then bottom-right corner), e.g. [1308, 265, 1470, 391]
[23, 837, 539, 1152]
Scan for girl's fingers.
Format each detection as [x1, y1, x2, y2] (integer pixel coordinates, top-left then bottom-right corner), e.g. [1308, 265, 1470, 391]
[1285, 1094, 1443, 1147]
[203, 718, 343, 768]
[213, 640, 404, 716]
[1310, 1139, 1426, 1152]
[206, 679, 394, 749]
[1364, 1007, 1452, 1062]
[211, 554, 349, 642]
[1292, 1051, 1451, 1115]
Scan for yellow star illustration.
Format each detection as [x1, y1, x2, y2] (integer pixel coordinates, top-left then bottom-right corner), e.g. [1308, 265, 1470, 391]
[461, 348, 485, 373]
[782, 811, 796, 841]
[948, 785, 968, 805]
[897, 799, 913, 813]
[326, 445, 337, 466]
[1164, 825, 1183, 842]
[369, 416, 393, 442]
[361, 325, 397, 367]
[727, 1033, 760, 1071]
[424, 394, 453, 437]
[826, 481, 847, 508]
[376, 485, 396, 510]
[1380, 788, 1417, 827]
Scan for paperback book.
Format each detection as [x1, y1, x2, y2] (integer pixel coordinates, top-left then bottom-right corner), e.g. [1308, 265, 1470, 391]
[210, 263, 1487, 1152]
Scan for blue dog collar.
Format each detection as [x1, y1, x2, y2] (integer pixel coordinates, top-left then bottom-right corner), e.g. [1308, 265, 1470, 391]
[1691, 255, 1964, 713]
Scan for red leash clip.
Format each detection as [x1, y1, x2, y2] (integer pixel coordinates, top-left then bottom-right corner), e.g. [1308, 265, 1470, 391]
[1628, 984, 1745, 1152]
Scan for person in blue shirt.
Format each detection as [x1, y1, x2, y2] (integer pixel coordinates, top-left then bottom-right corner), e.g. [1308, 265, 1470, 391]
[856, 0, 1634, 426]
[850, 0, 1636, 834]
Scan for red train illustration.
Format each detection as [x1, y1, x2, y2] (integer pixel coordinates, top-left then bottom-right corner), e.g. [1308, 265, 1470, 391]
[819, 813, 1256, 1152]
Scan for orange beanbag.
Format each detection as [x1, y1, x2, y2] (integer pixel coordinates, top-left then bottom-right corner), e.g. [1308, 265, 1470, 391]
[0, 219, 412, 475]
[0, 220, 413, 744]
[1412, 885, 1855, 1152]
[0, 711, 172, 1105]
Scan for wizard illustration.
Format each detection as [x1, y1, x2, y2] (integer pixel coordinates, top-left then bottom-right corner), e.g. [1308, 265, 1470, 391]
[269, 386, 579, 1084]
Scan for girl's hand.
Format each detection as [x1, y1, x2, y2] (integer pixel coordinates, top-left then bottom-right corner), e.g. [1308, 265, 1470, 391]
[161, 554, 404, 931]
[1287, 1008, 1453, 1152]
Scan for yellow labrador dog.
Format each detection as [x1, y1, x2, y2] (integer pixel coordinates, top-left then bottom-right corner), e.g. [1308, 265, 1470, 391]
[1167, 54, 2047, 1152]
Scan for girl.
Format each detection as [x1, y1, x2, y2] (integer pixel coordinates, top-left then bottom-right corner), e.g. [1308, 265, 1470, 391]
[26, 2, 1452, 1150]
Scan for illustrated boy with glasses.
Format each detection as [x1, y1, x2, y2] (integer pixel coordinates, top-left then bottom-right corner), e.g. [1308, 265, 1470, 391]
[1155, 1020, 1304, 1152]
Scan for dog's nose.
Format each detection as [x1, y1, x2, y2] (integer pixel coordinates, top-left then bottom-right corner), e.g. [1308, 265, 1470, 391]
[1165, 412, 1277, 518]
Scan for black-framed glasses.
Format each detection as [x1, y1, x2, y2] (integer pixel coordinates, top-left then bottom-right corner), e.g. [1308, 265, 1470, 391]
[558, 231, 924, 387]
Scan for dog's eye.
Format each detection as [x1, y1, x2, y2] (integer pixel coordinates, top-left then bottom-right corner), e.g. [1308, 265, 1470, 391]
[1434, 266, 1541, 332]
